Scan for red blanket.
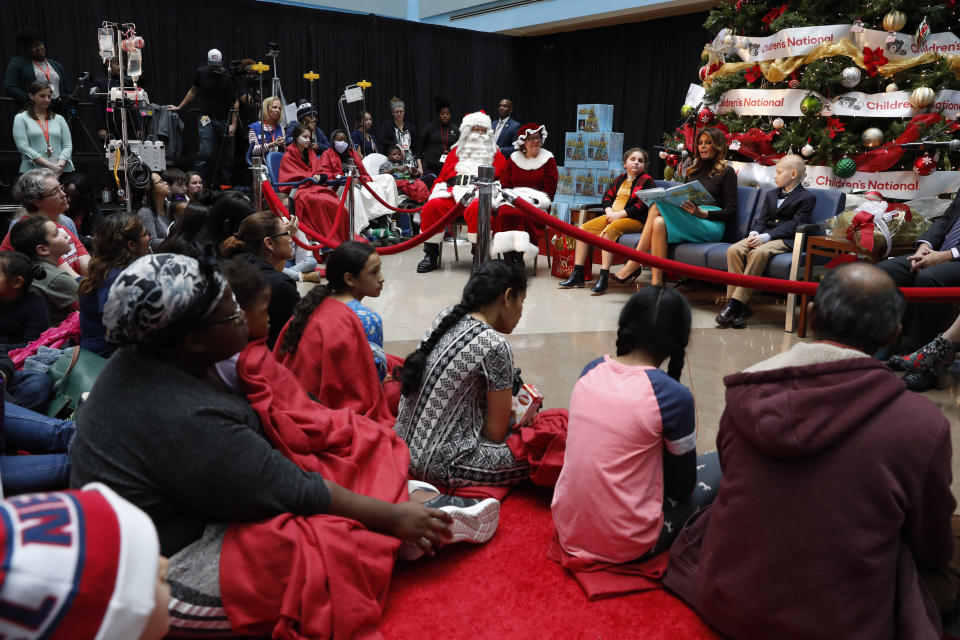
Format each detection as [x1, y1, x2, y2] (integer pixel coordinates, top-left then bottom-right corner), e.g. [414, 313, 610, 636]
[278, 144, 344, 240]
[547, 532, 669, 601]
[274, 298, 395, 423]
[220, 341, 411, 639]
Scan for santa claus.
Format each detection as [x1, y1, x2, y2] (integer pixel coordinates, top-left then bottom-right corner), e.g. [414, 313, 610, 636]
[416, 110, 507, 273]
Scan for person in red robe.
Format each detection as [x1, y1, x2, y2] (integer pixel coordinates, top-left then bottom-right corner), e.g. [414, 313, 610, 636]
[496, 122, 558, 246]
[416, 110, 507, 273]
[278, 124, 345, 242]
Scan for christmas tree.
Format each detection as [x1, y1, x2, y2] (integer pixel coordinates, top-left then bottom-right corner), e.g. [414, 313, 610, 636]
[663, 0, 960, 193]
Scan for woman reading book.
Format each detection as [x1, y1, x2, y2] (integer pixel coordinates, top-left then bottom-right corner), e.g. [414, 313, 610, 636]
[613, 128, 738, 286]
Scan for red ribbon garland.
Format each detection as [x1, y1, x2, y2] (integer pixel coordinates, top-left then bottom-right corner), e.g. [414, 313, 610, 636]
[854, 113, 942, 172]
[761, 4, 788, 28]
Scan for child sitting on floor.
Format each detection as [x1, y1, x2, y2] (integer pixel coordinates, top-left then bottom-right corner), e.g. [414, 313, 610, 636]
[552, 287, 720, 571]
[214, 257, 272, 391]
[0, 251, 50, 350]
[9, 216, 79, 323]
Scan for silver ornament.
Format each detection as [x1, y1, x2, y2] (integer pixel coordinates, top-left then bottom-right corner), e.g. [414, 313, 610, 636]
[885, 83, 899, 93]
[861, 127, 884, 148]
[772, 117, 785, 130]
[841, 66, 861, 88]
[801, 143, 815, 157]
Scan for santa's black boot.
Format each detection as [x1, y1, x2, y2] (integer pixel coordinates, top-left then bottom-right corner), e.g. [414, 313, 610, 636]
[417, 243, 440, 273]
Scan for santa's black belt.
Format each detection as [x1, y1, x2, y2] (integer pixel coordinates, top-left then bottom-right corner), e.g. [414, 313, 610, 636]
[451, 175, 477, 186]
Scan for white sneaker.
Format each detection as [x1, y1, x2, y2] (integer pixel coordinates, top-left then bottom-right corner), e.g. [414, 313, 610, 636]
[427, 496, 501, 544]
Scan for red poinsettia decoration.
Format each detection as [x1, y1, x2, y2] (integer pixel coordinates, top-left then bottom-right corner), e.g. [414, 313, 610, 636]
[744, 65, 763, 83]
[827, 117, 846, 139]
[761, 4, 788, 28]
[862, 46, 889, 77]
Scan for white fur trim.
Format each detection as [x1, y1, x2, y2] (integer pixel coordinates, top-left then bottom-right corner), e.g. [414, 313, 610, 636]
[510, 186, 551, 210]
[451, 184, 474, 203]
[428, 182, 451, 200]
[524, 244, 539, 263]
[509, 149, 553, 171]
[460, 111, 492, 133]
[490, 231, 539, 262]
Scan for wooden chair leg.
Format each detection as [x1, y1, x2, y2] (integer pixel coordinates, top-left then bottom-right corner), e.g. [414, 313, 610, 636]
[784, 230, 806, 333]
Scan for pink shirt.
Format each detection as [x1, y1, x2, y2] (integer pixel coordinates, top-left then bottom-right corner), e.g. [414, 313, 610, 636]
[552, 355, 695, 563]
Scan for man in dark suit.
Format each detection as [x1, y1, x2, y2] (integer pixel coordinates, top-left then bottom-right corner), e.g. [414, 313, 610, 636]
[877, 192, 960, 354]
[717, 154, 815, 328]
[492, 98, 520, 158]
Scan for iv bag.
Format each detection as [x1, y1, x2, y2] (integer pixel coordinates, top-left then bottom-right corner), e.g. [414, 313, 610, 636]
[126, 49, 142, 81]
[98, 27, 114, 61]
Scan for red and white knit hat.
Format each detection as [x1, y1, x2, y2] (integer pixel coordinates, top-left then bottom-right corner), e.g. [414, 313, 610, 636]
[0, 483, 161, 640]
[513, 123, 548, 149]
[460, 110, 492, 135]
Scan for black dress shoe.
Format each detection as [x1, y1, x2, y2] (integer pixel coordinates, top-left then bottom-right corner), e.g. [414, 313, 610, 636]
[730, 305, 754, 328]
[904, 369, 938, 392]
[559, 271, 585, 288]
[610, 267, 641, 284]
[590, 273, 609, 295]
[715, 305, 738, 328]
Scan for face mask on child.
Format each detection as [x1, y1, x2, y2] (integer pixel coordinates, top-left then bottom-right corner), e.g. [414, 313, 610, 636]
[334, 140, 349, 153]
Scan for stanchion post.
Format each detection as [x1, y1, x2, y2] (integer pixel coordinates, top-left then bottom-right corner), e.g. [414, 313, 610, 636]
[476, 165, 494, 271]
[347, 165, 360, 241]
[251, 156, 264, 212]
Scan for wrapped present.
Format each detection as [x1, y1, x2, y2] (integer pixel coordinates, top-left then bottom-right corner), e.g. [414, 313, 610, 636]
[550, 227, 594, 279]
[511, 383, 544, 428]
[576, 104, 614, 133]
[825, 199, 929, 261]
[555, 166, 577, 202]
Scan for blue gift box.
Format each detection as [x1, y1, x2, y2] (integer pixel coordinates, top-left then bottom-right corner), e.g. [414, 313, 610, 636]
[554, 166, 577, 202]
[564, 132, 588, 168]
[576, 104, 614, 133]
[586, 132, 624, 168]
[549, 202, 570, 223]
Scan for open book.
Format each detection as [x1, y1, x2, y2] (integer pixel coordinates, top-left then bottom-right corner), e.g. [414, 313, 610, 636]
[636, 181, 715, 209]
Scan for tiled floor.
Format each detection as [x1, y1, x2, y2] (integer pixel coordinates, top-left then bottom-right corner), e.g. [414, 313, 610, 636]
[320, 246, 960, 502]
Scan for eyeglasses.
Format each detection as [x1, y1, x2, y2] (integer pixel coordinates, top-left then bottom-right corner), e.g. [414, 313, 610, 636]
[205, 309, 244, 327]
[271, 231, 291, 239]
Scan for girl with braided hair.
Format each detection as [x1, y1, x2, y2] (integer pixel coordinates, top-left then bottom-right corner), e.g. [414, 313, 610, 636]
[552, 287, 719, 573]
[394, 260, 530, 488]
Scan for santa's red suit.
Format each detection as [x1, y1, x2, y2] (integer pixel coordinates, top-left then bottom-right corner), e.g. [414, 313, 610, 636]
[495, 148, 558, 244]
[419, 139, 507, 241]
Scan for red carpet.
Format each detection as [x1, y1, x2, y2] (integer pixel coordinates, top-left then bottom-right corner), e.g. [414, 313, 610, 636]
[381, 484, 721, 639]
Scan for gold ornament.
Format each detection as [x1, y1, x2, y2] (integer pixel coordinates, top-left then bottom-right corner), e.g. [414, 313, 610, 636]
[910, 86, 935, 109]
[882, 11, 907, 33]
[861, 127, 884, 148]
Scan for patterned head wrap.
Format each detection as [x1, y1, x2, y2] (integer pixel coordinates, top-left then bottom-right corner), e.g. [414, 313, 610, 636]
[104, 253, 226, 347]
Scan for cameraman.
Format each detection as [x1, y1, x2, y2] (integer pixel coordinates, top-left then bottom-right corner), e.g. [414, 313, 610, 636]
[236, 59, 262, 127]
[169, 49, 238, 187]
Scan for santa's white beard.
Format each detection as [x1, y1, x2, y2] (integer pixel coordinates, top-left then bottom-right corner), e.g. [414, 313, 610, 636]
[454, 131, 495, 176]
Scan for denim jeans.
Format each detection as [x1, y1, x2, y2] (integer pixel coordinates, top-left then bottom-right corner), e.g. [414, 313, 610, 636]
[6, 370, 52, 413]
[1, 403, 75, 496]
[194, 118, 235, 187]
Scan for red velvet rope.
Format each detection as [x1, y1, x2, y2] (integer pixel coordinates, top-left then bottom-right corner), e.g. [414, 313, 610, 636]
[357, 178, 425, 213]
[507, 196, 960, 303]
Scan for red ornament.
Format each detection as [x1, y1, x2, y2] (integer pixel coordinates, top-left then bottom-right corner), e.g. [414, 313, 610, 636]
[913, 154, 937, 176]
[698, 62, 722, 81]
[665, 154, 679, 167]
[744, 65, 763, 83]
[862, 46, 889, 77]
[697, 108, 715, 126]
[862, 190, 884, 201]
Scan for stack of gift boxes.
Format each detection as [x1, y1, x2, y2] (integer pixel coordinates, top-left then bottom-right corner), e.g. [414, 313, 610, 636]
[550, 104, 624, 224]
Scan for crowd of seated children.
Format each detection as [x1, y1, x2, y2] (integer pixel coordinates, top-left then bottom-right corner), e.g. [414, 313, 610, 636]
[395, 260, 531, 488]
[9, 215, 78, 323]
[558, 147, 656, 295]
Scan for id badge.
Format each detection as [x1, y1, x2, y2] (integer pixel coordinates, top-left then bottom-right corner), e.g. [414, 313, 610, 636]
[439, 154, 447, 163]
[200, 115, 211, 127]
